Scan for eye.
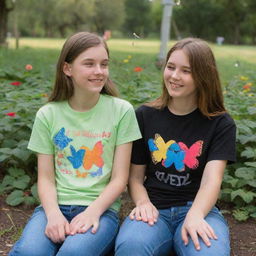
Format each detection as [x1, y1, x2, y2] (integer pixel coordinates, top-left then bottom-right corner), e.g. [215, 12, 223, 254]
[84, 62, 93, 67]
[183, 69, 191, 73]
[101, 62, 109, 68]
[167, 65, 175, 70]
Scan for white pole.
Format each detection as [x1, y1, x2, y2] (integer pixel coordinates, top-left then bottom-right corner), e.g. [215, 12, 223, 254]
[157, 0, 174, 64]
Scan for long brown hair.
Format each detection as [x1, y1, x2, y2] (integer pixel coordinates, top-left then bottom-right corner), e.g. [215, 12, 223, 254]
[149, 38, 226, 117]
[48, 32, 118, 102]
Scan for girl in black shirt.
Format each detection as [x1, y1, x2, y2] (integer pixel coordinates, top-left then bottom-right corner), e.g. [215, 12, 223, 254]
[115, 38, 236, 256]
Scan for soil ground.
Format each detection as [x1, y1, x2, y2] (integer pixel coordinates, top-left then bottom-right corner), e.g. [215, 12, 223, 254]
[0, 193, 255, 256]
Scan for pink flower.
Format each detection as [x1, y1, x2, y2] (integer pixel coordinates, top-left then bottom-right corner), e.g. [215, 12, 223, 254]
[10, 81, 22, 86]
[5, 112, 16, 117]
[133, 66, 143, 72]
[25, 64, 33, 71]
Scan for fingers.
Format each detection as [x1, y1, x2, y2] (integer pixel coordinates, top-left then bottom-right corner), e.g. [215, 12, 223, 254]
[129, 205, 159, 226]
[182, 222, 217, 250]
[45, 224, 66, 243]
[181, 226, 189, 246]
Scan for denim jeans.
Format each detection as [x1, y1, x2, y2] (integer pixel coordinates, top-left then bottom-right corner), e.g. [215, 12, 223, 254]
[9, 205, 119, 256]
[115, 202, 230, 256]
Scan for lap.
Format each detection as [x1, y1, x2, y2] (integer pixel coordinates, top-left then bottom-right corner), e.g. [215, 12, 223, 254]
[9, 206, 119, 256]
[115, 215, 173, 256]
[173, 207, 230, 256]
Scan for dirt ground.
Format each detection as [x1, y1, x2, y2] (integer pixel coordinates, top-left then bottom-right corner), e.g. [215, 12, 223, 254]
[0, 193, 255, 256]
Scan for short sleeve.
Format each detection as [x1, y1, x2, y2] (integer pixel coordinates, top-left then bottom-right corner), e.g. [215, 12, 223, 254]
[115, 105, 142, 146]
[131, 106, 149, 164]
[27, 109, 54, 154]
[207, 114, 236, 164]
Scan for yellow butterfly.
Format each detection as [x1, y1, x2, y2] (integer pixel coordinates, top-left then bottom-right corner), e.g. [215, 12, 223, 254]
[76, 170, 89, 178]
[148, 134, 175, 164]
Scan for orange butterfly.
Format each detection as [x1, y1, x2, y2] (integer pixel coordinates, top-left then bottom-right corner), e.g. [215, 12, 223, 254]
[76, 170, 89, 178]
[81, 141, 104, 170]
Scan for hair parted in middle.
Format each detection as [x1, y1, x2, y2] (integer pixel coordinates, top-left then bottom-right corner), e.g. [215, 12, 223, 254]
[48, 31, 118, 102]
[149, 38, 226, 118]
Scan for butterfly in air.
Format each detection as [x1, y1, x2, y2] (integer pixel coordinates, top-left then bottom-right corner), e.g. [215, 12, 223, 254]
[53, 127, 73, 150]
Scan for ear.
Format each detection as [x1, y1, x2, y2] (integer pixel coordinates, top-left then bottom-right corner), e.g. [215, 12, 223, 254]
[63, 62, 72, 77]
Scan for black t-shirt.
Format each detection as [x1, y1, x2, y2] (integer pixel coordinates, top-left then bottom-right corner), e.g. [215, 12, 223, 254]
[131, 105, 236, 209]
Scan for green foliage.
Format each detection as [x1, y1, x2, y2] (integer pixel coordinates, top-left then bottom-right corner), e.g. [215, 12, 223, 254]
[221, 72, 256, 220]
[0, 167, 39, 206]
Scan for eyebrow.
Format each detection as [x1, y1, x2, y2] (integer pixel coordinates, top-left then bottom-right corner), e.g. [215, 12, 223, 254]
[83, 58, 109, 62]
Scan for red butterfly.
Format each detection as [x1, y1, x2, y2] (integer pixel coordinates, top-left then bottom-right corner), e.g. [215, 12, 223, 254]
[178, 140, 203, 169]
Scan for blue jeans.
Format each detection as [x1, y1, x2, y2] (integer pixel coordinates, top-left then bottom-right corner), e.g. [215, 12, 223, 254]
[115, 202, 230, 256]
[9, 205, 119, 256]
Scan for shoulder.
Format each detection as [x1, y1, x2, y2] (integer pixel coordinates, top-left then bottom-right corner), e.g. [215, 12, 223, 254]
[135, 104, 165, 120]
[101, 94, 134, 111]
[36, 101, 66, 119]
[211, 112, 236, 128]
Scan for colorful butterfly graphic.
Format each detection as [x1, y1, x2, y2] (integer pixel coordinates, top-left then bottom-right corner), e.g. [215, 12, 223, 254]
[76, 170, 89, 178]
[178, 140, 203, 169]
[90, 167, 103, 177]
[67, 145, 86, 169]
[162, 143, 185, 171]
[81, 141, 104, 170]
[53, 127, 73, 150]
[148, 134, 175, 164]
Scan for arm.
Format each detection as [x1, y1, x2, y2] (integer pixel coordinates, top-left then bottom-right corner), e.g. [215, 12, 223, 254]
[37, 154, 70, 242]
[181, 160, 227, 250]
[70, 142, 132, 234]
[128, 164, 159, 226]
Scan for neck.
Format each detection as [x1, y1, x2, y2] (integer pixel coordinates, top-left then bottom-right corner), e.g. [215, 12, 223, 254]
[168, 98, 197, 115]
[69, 92, 100, 112]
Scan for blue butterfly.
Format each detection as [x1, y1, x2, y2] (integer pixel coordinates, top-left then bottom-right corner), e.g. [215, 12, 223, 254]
[162, 143, 185, 171]
[90, 167, 103, 177]
[67, 145, 86, 169]
[53, 127, 73, 150]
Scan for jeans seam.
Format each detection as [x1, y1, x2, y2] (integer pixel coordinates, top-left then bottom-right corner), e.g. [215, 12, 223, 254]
[152, 237, 173, 256]
[97, 220, 119, 256]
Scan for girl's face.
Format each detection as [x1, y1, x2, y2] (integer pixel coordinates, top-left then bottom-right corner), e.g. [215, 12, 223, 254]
[63, 44, 109, 95]
[164, 49, 197, 102]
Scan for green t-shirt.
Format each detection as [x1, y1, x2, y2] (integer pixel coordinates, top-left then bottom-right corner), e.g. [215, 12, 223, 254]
[28, 94, 141, 211]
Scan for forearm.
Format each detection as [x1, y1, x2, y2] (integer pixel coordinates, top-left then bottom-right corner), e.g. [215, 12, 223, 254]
[188, 182, 221, 218]
[188, 160, 226, 218]
[37, 154, 60, 218]
[38, 177, 60, 218]
[87, 177, 127, 215]
[129, 179, 151, 206]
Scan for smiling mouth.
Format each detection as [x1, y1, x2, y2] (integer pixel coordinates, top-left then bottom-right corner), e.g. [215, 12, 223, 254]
[88, 79, 104, 82]
[169, 82, 183, 88]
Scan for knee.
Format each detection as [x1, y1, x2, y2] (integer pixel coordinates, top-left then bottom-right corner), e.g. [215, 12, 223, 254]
[115, 230, 151, 256]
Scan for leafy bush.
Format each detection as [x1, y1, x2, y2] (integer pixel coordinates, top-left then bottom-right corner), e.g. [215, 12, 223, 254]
[221, 73, 256, 220]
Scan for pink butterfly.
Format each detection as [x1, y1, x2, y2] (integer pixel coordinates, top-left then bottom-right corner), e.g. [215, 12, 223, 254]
[178, 140, 203, 169]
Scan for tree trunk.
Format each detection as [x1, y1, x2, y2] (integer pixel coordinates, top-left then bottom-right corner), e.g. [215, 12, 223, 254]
[0, 0, 8, 45]
[0, 0, 13, 46]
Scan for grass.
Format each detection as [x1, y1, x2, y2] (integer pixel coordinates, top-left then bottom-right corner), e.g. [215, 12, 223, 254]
[1, 37, 256, 86]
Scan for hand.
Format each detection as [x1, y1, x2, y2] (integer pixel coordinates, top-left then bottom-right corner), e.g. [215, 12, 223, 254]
[45, 212, 70, 243]
[181, 213, 218, 250]
[129, 201, 158, 226]
[70, 207, 100, 235]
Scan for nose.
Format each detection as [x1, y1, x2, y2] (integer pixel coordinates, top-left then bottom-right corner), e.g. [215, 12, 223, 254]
[171, 69, 180, 80]
[94, 64, 103, 74]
